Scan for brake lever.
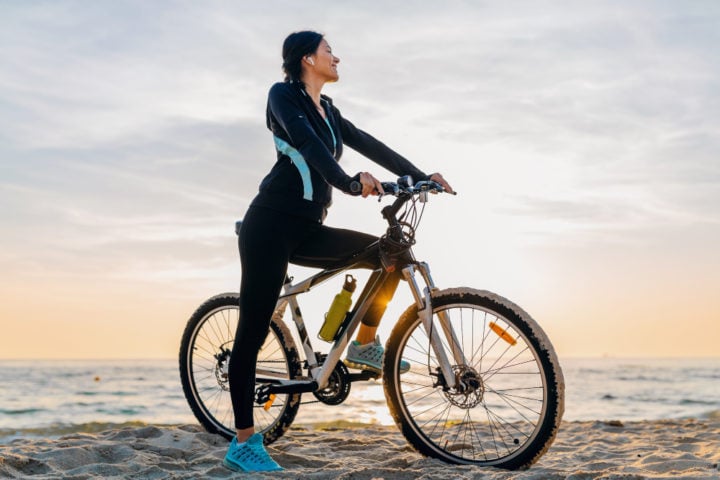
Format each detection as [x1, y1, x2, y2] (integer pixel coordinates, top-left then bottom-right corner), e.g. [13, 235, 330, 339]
[415, 180, 458, 195]
[377, 182, 400, 201]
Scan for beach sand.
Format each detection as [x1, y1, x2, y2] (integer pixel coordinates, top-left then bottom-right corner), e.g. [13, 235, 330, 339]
[1, 420, 718, 479]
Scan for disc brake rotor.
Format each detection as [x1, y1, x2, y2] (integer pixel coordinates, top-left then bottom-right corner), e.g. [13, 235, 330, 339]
[213, 346, 232, 392]
[444, 365, 484, 408]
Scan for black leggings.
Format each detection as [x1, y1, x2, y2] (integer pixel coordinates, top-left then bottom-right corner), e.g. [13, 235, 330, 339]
[229, 206, 400, 430]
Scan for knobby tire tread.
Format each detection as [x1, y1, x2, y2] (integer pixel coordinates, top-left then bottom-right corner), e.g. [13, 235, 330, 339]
[178, 293, 302, 445]
[383, 288, 564, 470]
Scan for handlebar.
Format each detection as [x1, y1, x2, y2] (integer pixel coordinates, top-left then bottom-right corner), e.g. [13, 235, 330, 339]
[349, 177, 455, 198]
[379, 180, 454, 197]
[349, 176, 456, 235]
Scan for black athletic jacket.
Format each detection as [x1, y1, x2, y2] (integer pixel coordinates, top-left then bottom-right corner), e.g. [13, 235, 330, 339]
[250, 81, 428, 222]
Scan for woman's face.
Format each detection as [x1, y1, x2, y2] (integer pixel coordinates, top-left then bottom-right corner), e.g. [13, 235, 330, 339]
[308, 39, 340, 82]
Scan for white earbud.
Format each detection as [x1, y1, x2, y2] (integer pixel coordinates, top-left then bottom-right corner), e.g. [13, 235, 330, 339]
[307, 57, 314, 66]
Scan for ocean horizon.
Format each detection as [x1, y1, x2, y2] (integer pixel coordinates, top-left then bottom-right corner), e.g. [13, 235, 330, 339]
[2, 357, 718, 442]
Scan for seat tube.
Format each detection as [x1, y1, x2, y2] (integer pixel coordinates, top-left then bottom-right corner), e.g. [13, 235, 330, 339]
[402, 266, 457, 389]
[286, 295, 319, 373]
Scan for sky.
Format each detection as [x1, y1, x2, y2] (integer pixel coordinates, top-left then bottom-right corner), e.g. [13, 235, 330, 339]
[1, 0, 718, 359]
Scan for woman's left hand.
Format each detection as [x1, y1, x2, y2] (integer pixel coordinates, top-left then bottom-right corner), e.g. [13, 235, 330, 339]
[429, 173, 454, 194]
[358, 171, 385, 198]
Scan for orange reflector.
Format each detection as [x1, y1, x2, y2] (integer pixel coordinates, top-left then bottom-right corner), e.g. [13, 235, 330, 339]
[490, 322, 517, 346]
[263, 394, 276, 411]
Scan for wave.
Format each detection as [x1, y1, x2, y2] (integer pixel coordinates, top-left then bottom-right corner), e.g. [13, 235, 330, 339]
[75, 390, 138, 397]
[679, 399, 719, 406]
[617, 375, 673, 383]
[0, 408, 46, 415]
[95, 407, 146, 415]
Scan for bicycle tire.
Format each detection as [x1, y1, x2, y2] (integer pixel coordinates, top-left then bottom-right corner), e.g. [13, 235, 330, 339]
[383, 288, 564, 469]
[179, 293, 302, 444]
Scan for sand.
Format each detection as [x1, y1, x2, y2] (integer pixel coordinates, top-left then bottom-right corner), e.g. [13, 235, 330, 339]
[1, 420, 718, 479]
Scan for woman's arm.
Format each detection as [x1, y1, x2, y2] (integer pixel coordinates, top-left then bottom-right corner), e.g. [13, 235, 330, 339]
[267, 83, 359, 194]
[336, 110, 429, 182]
[339, 113, 455, 194]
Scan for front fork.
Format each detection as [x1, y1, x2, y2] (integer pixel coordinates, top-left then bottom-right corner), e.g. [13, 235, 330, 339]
[402, 262, 468, 390]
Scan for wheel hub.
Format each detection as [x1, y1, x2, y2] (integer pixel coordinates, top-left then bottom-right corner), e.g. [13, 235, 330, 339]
[443, 365, 484, 408]
[213, 346, 232, 392]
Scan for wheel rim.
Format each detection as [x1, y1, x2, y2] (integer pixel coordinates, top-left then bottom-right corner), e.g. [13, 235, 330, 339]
[186, 305, 293, 437]
[393, 303, 548, 464]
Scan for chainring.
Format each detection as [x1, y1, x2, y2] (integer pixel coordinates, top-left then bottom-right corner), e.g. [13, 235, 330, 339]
[312, 356, 352, 405]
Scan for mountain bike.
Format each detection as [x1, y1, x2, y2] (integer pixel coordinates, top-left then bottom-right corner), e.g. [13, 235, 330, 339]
[179, 177, 565, 469]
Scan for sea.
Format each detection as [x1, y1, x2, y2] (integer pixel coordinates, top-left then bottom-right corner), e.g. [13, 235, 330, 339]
[1, 357, 718, 442]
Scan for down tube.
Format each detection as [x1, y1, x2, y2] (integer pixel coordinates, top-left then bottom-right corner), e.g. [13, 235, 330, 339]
[316, 269, 389, 386]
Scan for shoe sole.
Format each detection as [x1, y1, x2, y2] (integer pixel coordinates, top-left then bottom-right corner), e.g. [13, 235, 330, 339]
[344, 359, 382, 374]
[223, 458, 247, 472]
[344, 359, 410, 375]
[223, 458, 283, 473]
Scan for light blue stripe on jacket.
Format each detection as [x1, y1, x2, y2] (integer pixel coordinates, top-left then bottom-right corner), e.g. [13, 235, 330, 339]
[273, 136, 313, 201]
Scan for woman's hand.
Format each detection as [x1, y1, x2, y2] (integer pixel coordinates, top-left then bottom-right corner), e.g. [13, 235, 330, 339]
[358, 172, 385, 198]
[429, 173, 454, 194]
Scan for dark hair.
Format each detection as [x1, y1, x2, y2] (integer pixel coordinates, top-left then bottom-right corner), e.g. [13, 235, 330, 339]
[282, 31, 324, 83]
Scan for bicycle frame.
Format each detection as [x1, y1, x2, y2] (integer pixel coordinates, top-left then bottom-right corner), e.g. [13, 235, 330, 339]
[255, 247, 464, 398]
[281, 263, 393, 388]
[254, 255, 400, 395]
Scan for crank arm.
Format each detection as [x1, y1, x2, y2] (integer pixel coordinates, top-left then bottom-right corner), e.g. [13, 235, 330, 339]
[255, 379, 319, 404]
[348, 371, 380, 382]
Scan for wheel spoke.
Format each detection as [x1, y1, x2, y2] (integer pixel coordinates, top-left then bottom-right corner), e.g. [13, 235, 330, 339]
[387, 293, 562, 467]
[180, 298, 301, 444]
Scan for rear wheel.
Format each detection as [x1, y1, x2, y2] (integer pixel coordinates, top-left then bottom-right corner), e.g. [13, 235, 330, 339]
[179, 293, 301, 444]
[383, 288, 564, 469]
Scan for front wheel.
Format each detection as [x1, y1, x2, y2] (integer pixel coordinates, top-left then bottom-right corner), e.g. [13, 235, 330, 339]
[383, 288, 564, 469]
[179, 293, 302, 444]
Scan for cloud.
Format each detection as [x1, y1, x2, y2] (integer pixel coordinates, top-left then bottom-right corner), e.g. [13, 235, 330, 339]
[1, 2, 718, 270]
[0, 116, 273, 283]
[0, 2, 277, 150]
[2, 1, 720, 358]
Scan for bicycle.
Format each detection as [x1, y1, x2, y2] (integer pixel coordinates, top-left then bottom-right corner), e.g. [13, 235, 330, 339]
[179, 177, 565, 469]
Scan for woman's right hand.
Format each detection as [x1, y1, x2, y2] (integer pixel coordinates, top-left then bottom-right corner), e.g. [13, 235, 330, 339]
[358, 172, 385, 198]
[429, 172, 454, 194]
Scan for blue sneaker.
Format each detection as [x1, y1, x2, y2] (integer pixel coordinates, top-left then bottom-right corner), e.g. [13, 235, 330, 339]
[223, 433, 283, 472]
[345, 335, 410, 374]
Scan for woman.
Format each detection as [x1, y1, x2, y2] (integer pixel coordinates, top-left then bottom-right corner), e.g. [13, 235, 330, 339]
[224, 31, 454, 473]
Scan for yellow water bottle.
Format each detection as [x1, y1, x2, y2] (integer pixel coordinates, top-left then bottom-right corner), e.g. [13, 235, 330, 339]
[318, 274, 357, 342]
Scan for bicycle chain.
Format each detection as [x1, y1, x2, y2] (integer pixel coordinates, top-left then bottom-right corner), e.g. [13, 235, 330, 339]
[254, 358, 334, 405]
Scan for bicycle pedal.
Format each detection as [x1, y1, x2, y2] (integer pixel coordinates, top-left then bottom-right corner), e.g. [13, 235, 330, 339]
[255, 384, 272, 404]
[348, 370, 381, 381]
[343, 359, 382, 375]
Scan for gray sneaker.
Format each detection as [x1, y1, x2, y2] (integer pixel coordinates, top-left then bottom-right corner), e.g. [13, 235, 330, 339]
[345, 336, 410, 374]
